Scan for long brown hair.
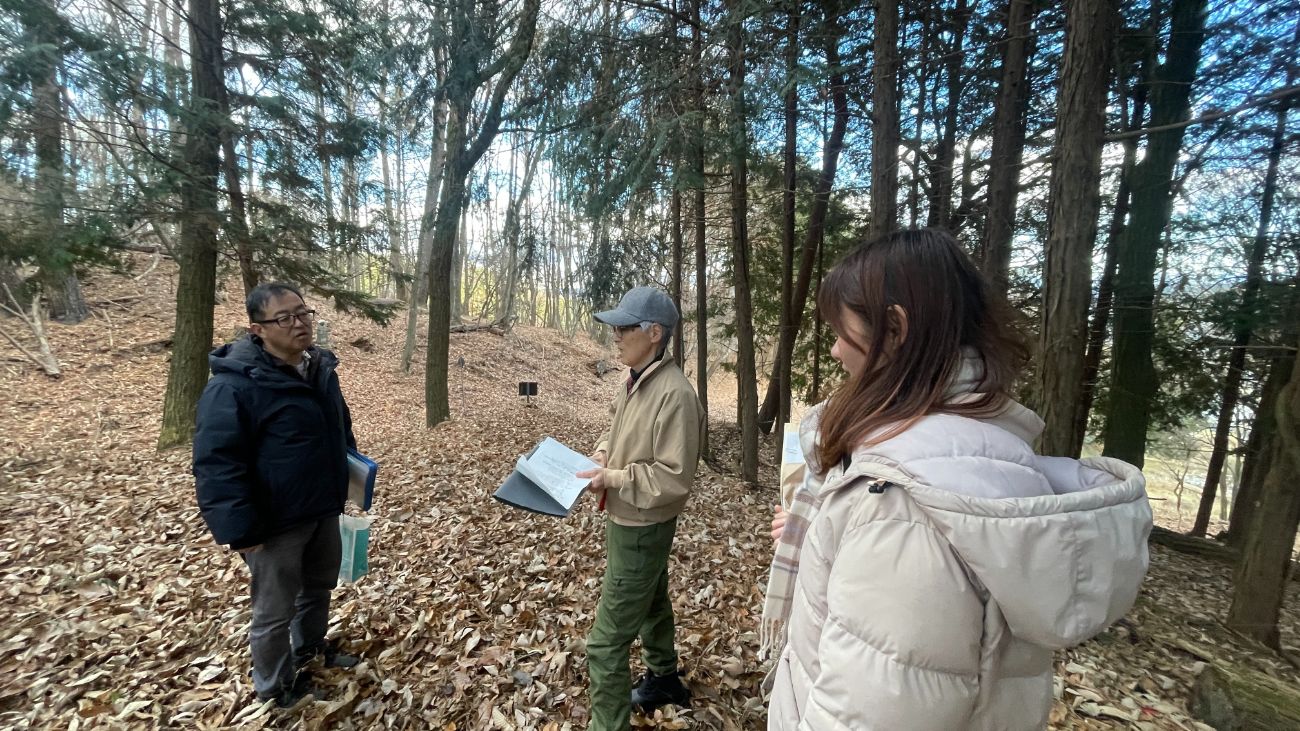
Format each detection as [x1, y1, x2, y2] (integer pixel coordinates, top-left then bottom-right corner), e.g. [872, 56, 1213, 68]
[814, 228, 1028, 474]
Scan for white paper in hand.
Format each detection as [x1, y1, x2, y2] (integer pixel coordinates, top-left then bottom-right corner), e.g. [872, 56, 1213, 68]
[515, 437, 599, 511]
[782, 422, 805, 465]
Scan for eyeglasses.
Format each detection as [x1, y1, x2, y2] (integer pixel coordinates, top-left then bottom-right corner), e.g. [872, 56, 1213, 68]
[613, 323, 650, 336]
[254, 309, 316, 328]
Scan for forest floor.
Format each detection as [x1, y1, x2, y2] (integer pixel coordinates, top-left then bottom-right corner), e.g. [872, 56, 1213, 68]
[1, 262, 1298, 730]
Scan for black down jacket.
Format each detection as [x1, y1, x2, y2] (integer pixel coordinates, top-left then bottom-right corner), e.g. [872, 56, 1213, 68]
[192, 336, 356, 549]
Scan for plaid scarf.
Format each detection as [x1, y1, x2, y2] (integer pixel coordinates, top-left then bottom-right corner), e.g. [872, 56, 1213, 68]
[759, 469, 819, 660]
[759, 407, 828, 661]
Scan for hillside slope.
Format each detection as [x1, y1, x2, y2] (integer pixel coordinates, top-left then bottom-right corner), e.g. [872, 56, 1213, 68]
[1, 264, 1296, 730]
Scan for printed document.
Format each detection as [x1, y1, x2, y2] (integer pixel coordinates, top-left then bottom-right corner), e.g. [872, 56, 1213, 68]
[515, 437, 599, 511]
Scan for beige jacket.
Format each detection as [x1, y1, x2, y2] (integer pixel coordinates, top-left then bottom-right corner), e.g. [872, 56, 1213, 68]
[594, 357, 705, 527]
[768, 401, 1152, 730]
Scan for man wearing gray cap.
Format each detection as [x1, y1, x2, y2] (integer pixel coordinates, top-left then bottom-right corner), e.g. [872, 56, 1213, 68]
[576, 285, 706, 729]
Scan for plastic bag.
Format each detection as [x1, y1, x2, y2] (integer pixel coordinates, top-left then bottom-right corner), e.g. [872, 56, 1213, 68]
[338, 514, 372, 583]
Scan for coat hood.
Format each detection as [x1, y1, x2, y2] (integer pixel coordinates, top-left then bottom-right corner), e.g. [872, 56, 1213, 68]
[208, 336, 336, 386]
[802, 400, 1152, 650]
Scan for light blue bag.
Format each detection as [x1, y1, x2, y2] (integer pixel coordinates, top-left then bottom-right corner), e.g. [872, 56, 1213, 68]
[338, 515, 372, 583]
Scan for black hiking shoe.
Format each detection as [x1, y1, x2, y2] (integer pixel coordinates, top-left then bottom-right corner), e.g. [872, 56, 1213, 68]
[630, 669, 691, 713]
[259, 673, 320, 709]
[296, 640, 360, 670]
[323, 644, 360, 669]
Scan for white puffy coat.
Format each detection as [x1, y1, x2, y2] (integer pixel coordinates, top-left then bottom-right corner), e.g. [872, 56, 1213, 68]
[767, 401, 1152, 731]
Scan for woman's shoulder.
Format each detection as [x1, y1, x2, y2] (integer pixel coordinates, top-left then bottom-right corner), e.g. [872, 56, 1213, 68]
[813, 473, 937, 545]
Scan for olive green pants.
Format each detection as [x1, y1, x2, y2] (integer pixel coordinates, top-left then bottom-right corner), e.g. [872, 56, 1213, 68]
[586, 517, 679, 730]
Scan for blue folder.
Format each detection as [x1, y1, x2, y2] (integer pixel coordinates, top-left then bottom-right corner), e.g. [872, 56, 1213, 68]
[347, 449, 378, 511]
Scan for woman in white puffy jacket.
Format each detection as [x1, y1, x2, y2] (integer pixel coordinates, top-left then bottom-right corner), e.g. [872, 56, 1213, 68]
[763, 229, 1153, 731]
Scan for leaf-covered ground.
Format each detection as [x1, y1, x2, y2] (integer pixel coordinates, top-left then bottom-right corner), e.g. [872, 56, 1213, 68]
[2, 265, 1298, 730]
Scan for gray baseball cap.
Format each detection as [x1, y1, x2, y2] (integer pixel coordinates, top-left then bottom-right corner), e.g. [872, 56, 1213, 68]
[594, 286, 679, 329]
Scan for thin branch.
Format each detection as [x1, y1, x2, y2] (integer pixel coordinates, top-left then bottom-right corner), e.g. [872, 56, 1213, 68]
[0, 324, 47, 370]
[0, 285, 61, 378]
[617, 0, 703, 31]
[1106, 85, 1300, 142]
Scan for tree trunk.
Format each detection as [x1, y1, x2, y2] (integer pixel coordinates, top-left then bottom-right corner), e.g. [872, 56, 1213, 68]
[1074, 33, 1156, 456]
[1035, 0, 1117, 458]
[42, 273, 87, 325]
[906, 5, 932, 230]
[425, 0, 540, 427]
[773, 0, 798, 452]
[810, 241, 826, 403]
[165, 0, 185, 121]
[401, 88, 449, 374]
[869, 0, 900, 238]
[500, 137, 542, 326]
[158, 0, 223, 449]
[1102, 0, 1209, 468]
[726, 0, 758, 483]
[926, 0, 969, 230]
[1226, 322, 1300, 649]
[1192, 664, 1300, 730]
[30, 0, 87, 325]
[219, 76, 258, 299]
[340, 87, 361, 288]
[426, 109, 470, 424]
[454, 203, 469, 320]
[1227, 323, 1297, 546]
[380, 80, 407, 302]
[128, 0, 157, 179]
[671, 185, 684, 362]
[1193, 26, 1294, 537]
[315, 91, 335, 256]
[692, 0, 709, 458]
[981, 0, 1036, 292]
[758, 8, 848, 434]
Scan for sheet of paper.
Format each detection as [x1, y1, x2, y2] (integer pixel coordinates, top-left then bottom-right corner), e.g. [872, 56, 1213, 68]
[515, 437, 599, 510]
[782, 422, 804, 465]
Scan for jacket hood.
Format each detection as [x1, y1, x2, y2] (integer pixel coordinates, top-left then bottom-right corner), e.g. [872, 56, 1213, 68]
[802, 400, 1152, 650]
[208, 336, 336, 386]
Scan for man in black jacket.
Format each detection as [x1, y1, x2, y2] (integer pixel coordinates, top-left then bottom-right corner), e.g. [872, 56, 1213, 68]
[193, 282, 360, 708]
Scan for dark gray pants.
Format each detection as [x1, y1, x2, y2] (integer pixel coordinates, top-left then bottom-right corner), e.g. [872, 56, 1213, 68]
[241, 515, 341, 698]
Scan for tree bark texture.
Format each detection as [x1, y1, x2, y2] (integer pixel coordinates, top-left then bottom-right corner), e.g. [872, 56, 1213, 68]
[692, 0, 709, 457]
[1227, 323, 1297, 546]
[671, 186, 685, 362]
[1226, 323, 1300, 649]
[219, 72, 258, 299]
[380, 83, 407, 302]
[981, 0, 1036, 292]
[158, 0, 224, 449]
[1035, 0, 1117, 458]
[869, 0, 899, 238]
[1102, 0, 1209, 468]
[726, 0, 758, 483]
[500, 138, 542, 326]
[772, 0, 798, 452]
[1075, 47, 1153, 456]
[926, 0, 969, 230]
[30, 0, 87, 324]
[401, 88, 449, 374]
[1192, 664, 1300, 730]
